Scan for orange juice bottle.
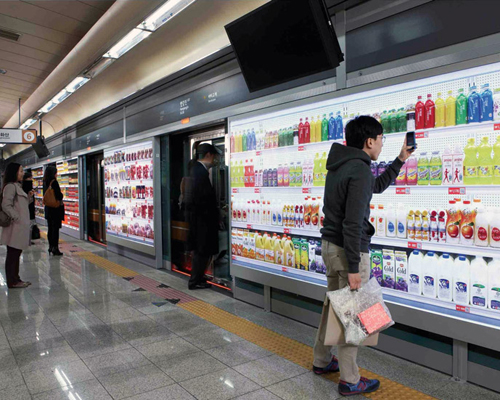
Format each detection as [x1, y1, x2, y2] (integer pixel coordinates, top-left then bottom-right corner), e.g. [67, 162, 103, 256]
[446, 200, 460, 244]
[460, 200, 475, 245]
[311, 197, 320, 230]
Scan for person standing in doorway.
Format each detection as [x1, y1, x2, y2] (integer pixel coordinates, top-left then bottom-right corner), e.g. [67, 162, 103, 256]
[186, 143, 220, 290]
[1, 163, 33, 288]
[22, 171, 38, 243]
[312, 116, 414, 396]
[43, 166, 64, 256]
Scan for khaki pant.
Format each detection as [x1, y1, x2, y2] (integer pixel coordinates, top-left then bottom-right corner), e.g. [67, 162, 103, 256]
[313, 240, 370, 384]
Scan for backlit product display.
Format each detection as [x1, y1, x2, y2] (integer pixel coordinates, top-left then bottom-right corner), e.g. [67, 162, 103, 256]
[104, 141, 154, 246]
[57, 158, 79, 231]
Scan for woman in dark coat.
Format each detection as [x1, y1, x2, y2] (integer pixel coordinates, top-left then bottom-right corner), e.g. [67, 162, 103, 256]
[43, 165, 64, 256]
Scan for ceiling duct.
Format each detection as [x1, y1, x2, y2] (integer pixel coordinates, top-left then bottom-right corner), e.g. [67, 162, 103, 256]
[0, 27, 21, 42]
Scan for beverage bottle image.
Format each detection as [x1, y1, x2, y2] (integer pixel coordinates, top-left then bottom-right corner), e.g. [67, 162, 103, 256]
[388, 109, 398, 133]
[386, 203, 397, 237]
[293, 126, 299, 145]
[296, 162, 302, 187]
[408, 250, 424, 295]
[438, 254, 454, 302]
[315, 115, 322, 142]
[445, 90, 456, 126]
[369, 204, 377, 235]
[230, 133, 235, 153]
[278, 129, 284, 148]
[456, 88, 468, 125]
[377, 160, 387, 177]
[488, 258, 500, 309]
[274, 130, 280, 148]
[382, 249, 395, 289]
[395, 162, 407, 185]
[415, 96, 425, 130]
[424, 94, 435, 128]
[283, 163, 290, 187]
[494, 88, 500, 121]
[477, 136, 493, 184]
[480, 83, 493, 122]
[304, 117, 311, 143]
[289, 162, 296, 187]
[311, 197, 320, 230]
[274, 235, 284, 265]
[321, 114, 328, 142]
[298, 118, 304, 144]
[441, 147, 453, 185]
[464, 138, 478, 185]
[417, 152, 430, 185]
[468, 85, 480, 123]
[328, 112, 335, 140]
[493, 135, 500, 184]
[422, 252, 438, 298]
[397, 107, 407, 132]
[377, 205, 386, 237]
[251, 128, 257, 150]
[320, 152, 328, 185]
[313, 154, 320, 186]
[470, 257, 488, 307]
[429, 151, 442, 185]
[303, 197, 312, 229]
[490, 208, 500, 248]
[249, 158, 255, 187]
[452, 145, 465, 184]
[397, 204, 407, 238]
[380, 110, 389, 133]
[277, 164, 283, 187]
[371, 162, 378, 177]
[287, 127, 294, 146]
[264, 233, 275, 264]
[438, 210, 447, 243]
[421, 210, 430, 241]
[242, 131, 247, 152]
[284, 237, 295, 268]
[310, 117, 316, 143]
[460, 200, 475, 245]
[435, 92, 445, 127]
[407, 209, 415, 239]
[406, 155, 418, 185]
[272, 167, 278, 187]
[454, 255, 470, 306]
[335, 111, 343, 139]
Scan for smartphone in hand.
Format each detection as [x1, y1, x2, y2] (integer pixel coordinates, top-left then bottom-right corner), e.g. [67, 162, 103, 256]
[406, 131, 416, 151]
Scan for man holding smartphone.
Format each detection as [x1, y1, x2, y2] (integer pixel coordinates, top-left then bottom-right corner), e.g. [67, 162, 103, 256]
[312, 116, 414, 396]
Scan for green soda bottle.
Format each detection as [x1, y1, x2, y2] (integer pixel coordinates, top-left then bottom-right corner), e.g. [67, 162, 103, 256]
[429, 151, 442, 185]
[456, 88, 468, 125]
[417, 152, 430, 185]
[321, 114, 329, 142]
[397, 107, 407, 132]
[389, 109, 398, 133]
[242, 131, 247, 152]
[380, 111, 389, 133]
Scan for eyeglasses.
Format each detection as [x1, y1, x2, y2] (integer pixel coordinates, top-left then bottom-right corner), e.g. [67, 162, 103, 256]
[380, 134, 386, 144]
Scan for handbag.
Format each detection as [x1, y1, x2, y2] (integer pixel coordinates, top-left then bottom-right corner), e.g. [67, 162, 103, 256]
[32, 224, 40, 240]
[0, 187, 12, 228]
[43, 180, 60, 208]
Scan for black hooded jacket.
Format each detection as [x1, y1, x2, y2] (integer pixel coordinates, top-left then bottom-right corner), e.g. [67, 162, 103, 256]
[320, 144, 403, 273]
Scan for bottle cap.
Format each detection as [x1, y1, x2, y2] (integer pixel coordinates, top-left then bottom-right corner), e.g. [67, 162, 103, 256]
[442, 253, 450, 259]
[418, 96, 422, 99]
[449, 200, 456, 204]
[428, 251, 435, 256]
[448, 90, 453, 94]
[459, 255, 466, 261]
[464, 200, 471, 204]
[427, 94, 432, 98]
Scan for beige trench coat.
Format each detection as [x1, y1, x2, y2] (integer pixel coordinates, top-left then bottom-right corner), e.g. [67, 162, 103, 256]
[1, 182, 31, 250]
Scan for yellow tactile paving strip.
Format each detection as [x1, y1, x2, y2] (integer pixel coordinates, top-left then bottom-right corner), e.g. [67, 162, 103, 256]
[40, 231, 65, 243]
[74, 251, 139, 278]
[66, 247, 435, 399]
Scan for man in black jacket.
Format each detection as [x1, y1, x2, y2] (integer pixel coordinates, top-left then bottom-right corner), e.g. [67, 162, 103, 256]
[312, 116, 414, 396]
[186, 144, 220, 290]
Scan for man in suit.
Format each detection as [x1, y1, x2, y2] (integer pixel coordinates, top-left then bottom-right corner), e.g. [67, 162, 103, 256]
[186, 143, 220, 290]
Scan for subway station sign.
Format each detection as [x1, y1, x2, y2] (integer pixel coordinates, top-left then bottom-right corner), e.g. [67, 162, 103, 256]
[0, 129, 37, 144]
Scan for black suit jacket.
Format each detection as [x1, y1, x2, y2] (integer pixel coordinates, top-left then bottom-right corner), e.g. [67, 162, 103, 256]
[43, 179, 65, 227]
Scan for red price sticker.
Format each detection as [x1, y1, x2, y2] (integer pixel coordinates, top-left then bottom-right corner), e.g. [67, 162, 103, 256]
[256, 151, 262, 156]
[448, 187, 466, 195]
[343, 140, 346, 146]
[396, 188, 410, 194]
[284, 228, 290, 234]
[254, 188, 260, 193]
[408, 241, 422, 249]
[246, 224, 252, 229]
[282, 267, 288, 272]
[302, 188, 311, 194]
[415, 131, 429, 139]
[494, 123, 500, 131]
[456, 305, 470, 313]
[298, 145, 306, 152]
[232, 188, 238, 193]
[232, 255, 236, 260]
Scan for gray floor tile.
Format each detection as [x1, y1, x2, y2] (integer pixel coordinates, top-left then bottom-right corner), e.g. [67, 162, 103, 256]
[69, 333, 132, 359]
[0, 348, 18, 371]
[433, 381, 500, 400]
[267, 372, 342, 400]
[83, 347, 151, 378]
[137, 336, 199, 363]
[0, 384, 32, 400]
[183, 326, 244, 350]
[15, 343, 79, 373]
[92, 306, 145, 323]
[234, 388, 283, 400]
[32, 378, 112, 400]
[98, 363, 174, 400]
[10, 335, 69, 356]
[206, 340, 273, 367]
[180, 367, 261, 400]
[234, 355, 309, 387]
[121, 384, 196, 400]
[156, 350, 226, 382]
[107, 315, 175, 347]
[22, 359, 94, 395]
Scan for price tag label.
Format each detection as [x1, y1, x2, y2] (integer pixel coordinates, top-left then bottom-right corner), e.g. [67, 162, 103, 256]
[342, 140, 346, 146]
[298, 146, 306, 152]
[256, 151, 262, 156]
[232, 255, 236, 260]
[408, 241, 422, 249]
[282, 267, 288, 272]
[254, 188, 260, 193]
[456, 305, 470, 313]
[232, 188, 238, 193]
[448, 187, 466, 195]
[284, 228, 290, 234]
[494, 123, 500, 131]
[246, 224, 252, 229]
[302, 188, 311, 194]
[396, 188, 410, 194]
[415, 131, 429, 139]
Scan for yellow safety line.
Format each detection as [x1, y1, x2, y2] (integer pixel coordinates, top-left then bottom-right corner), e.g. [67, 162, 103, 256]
[39, 231, 65, 243]
[68, 249, 434, 399]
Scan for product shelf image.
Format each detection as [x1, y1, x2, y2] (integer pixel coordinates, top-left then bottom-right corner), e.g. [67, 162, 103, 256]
[57, 158, 80, 234]
[232, 221, 321, 238]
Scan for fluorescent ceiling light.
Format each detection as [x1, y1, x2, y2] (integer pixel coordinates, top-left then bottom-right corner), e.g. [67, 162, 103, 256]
[52, 89, 71, 104]
[139, 0, 196, 31]
[83, 58, 115, 79]
[103, 29, 151, 59]
[20, 118, 37, 129]
[38, 101, 57, 114]
[0, 144, 6, 148]
[66, 77, 89, 93]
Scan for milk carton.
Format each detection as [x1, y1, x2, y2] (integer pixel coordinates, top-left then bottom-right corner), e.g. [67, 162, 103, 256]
[437, 253, 453, 302]
[470, 257, 488, 308]
[408, 250, 424, 295]
[454, 255, 470, 306]
[488, 258, 500, 310]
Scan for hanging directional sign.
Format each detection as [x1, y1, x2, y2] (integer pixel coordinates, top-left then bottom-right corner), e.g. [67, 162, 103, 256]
[0, 129, 37, 144]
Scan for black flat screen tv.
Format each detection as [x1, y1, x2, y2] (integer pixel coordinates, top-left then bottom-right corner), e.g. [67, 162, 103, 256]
[225, 0, 344, 93]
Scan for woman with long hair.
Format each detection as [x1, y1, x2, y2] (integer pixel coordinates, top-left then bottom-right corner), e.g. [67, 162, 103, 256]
[1, 163, 32, 288]
[43, 165, 64, 256]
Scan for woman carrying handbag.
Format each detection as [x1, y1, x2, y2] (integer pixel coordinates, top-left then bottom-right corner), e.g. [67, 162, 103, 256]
[43, 166, 64, 256]
[1, 163, 33, 288]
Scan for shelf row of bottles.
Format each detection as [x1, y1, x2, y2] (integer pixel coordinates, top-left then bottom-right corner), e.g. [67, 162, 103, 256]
[371, 247, 500, 311]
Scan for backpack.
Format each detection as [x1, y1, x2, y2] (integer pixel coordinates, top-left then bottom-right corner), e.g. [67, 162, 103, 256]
[43, 179, 60, 208]
[0, 185, 13, 228]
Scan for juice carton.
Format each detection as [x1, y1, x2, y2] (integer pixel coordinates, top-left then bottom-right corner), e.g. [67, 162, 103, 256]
[460, 200, 475, 245]
[292, 238, 301, 269]
[231, 229, 238, 256]
[308, 240, 318, 272]
[315, 244, 325, 274]
[248, 232, 256, 259]
[395, 251, 409, 292]
[452, 145, 464, 184]
[242, 231, 249, 258]
[300, 240, 309, 270]
[237, 230, 244, 256]
[382, 249, 396, 289]
[370, 249, 383, 286]
[442, 147, 453, 185]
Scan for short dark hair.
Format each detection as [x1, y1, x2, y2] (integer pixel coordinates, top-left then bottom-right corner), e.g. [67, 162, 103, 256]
[345, 116, 383, 150]
[197, 143, 217, 159]
[2, 162, 21, 189]
[23, 171, 33, 180]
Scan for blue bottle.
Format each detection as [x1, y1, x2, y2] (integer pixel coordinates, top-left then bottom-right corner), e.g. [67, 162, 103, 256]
[480, 83, 493, 122]
[335, 111, 344, 140]
[468, 85, 480, 123]
[246, 129, 252, 151]
[328, 112, 336, 140]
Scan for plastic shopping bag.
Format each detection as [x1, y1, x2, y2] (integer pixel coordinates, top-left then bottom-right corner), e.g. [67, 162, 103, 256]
[327, 277, 394, 345]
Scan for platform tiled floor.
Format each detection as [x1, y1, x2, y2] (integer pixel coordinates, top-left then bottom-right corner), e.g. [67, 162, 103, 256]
[0, 234, 497, 399]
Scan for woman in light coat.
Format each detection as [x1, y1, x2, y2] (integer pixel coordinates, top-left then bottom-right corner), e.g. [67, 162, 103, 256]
[1, 163, 32, 288]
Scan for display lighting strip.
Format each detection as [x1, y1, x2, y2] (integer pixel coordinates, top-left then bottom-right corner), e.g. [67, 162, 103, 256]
[18, 0, 196, 129]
